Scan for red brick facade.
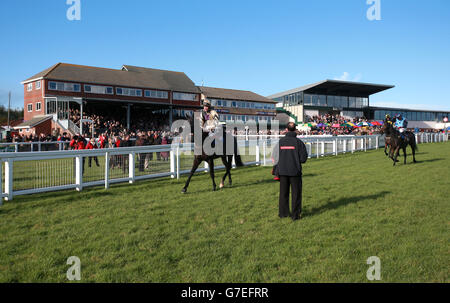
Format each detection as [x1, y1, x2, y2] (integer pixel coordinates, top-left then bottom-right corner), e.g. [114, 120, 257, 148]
[23, 80, 45, 121]
[17, 118, 52, 137]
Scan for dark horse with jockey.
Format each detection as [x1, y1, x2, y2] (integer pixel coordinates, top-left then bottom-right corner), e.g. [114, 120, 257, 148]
[181, 100, 243, 193]
[381, 114, 418, 166]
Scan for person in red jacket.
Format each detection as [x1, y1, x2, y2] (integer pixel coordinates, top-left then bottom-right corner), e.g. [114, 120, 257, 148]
[86, 138, 100, 167]
[76, 136, 86, 150]
[98, 133, 107, 149]
[69, 135, 79, 150]
[74, 136, 86, 176]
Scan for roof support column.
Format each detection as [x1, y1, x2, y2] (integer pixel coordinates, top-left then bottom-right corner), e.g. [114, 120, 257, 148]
[80, 101, 83, 136]
[127, 104, 131, 130]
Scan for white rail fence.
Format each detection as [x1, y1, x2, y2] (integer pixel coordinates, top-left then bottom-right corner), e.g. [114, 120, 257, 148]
[0, 134, 447, 202]
[0, 132, 447, 153]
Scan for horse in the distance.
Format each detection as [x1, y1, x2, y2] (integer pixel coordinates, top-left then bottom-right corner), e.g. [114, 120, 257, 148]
[381, 122, 418, 166]
[181, 117, 244, 193]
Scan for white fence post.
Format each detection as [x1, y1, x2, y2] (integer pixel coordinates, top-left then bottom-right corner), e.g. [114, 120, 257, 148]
[5, 159, 13, 201]
[263, 140, 267, 166]
[129, 152, 135, 184]
[333, 139, 337, 156]
[376, 136, 379, 150]
[170, 148, 175, 179]
[75, 156, 83, 192]
[316, 140, 319, 159]
[255, 143, 260, 166]
[176, 146, 180, 180]
[105, 152, 110, 189]
[343, 139, 347, 153]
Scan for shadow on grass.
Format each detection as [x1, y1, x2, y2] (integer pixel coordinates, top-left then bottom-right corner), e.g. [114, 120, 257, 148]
[217, 173, 318, 191]
[304, 191, 391, 218]
[414, 158, 444, 164]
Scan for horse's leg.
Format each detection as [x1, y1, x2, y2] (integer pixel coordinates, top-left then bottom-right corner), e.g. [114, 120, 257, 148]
[393, 147, 400, 166]
[384, 142, 388, 156]
[388, 145, 394, 160]
[207, 159, 216, 191]
[227, 155, 233, 186]
[220, 156, 229, 189]
[403, 146, 407, 164]
[411, 142, 417, 163]
[181, 157, 202, 193]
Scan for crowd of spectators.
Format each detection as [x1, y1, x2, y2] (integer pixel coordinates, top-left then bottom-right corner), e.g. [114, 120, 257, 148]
[69, 106, 171, 137]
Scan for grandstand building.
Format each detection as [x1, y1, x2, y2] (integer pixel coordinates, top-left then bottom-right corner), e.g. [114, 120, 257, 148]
[20, 63, 277, 136]
[268, 79, 449, 128]
[199, 86, 277, 123]
[21, 63, 202, 135]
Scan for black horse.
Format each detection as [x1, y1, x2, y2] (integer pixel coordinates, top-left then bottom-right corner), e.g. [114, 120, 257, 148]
[181, 121, 244, 193]
[381, 122, 418, 166]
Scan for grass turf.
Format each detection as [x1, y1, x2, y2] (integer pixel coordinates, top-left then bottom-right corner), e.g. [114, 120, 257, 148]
[0, 142, 448, 282]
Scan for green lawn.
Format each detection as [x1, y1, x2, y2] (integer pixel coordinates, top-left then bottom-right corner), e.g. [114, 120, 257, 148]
[0, 142, 449, 282]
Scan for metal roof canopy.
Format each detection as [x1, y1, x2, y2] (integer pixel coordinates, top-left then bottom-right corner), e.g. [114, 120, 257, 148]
[268, 80, 395, 99]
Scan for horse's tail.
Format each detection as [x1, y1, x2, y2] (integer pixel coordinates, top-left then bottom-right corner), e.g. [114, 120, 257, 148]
[408, 133, 418, 151]
[412, 140, 418, 152]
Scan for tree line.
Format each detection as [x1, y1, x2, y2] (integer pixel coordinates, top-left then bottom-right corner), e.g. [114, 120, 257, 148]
[0, 105, 23, 125]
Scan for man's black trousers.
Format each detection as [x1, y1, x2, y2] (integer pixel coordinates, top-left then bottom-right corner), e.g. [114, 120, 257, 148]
[279, 175, 302, 219]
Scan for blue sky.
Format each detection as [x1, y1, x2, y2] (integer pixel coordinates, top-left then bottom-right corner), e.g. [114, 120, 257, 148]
[0, 0, 449, 111]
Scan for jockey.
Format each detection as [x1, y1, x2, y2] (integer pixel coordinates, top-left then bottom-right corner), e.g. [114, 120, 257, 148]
[394, 114, 408, 138]
[199, 99, 220, 135]
[384, 114, 393, 126]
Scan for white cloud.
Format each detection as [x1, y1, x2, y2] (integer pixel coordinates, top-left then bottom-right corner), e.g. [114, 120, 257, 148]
[334, 72, 363, 82]
[334, 72, 350, 81]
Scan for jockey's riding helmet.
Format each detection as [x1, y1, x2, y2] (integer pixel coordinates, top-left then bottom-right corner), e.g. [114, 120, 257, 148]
[203, 100, 211, 108]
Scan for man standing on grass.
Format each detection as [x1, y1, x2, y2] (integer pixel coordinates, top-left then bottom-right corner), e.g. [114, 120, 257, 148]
[272, 122, 308, 221]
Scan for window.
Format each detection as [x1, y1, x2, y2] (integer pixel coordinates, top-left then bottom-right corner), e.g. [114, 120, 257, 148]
[36, 102, 41, 111]
[304, 94, 312, 106]
[27, 83, 33, 91]
[84, 85, 114, 95]
[173, 92, 197, 101]
[116, 87, 143, 97]
[27, 104, 33, 112]
[145, 89, 169, 99]
[35, 81, 41, 90]
[48, 81, 81, 92]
